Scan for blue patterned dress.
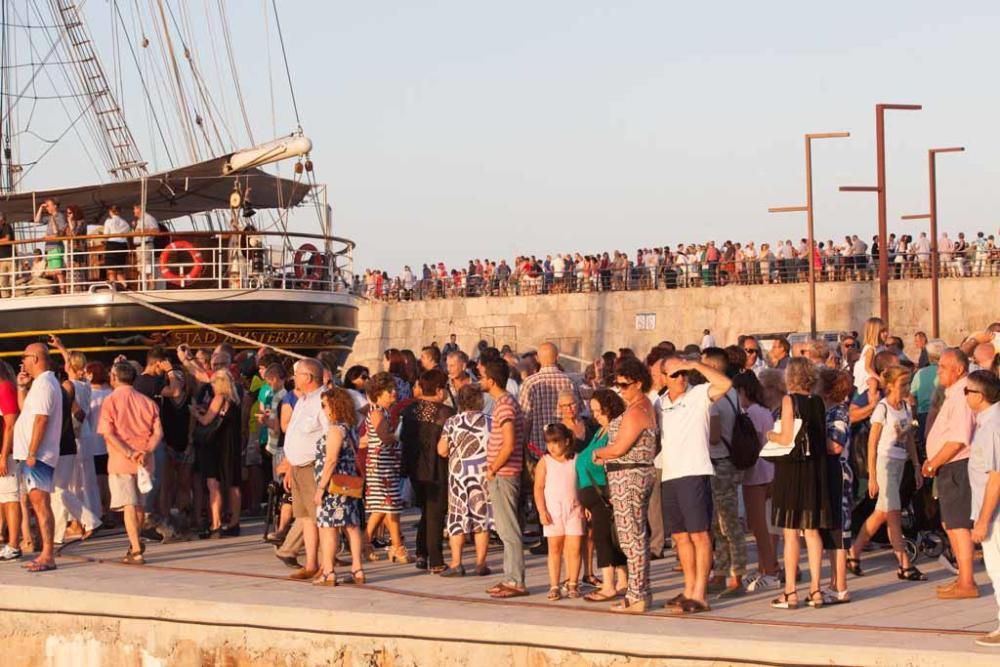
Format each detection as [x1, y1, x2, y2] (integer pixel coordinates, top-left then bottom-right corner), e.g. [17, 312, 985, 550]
[315, 424, 363, 528]
[442, 410, 493, 535]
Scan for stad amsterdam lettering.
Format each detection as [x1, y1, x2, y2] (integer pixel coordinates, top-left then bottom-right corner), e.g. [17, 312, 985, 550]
[167, 328, 329, 347]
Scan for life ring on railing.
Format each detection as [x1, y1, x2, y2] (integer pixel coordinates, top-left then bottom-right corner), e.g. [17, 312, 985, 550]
[159, 240, 205, 287]
[293, 243, 324, 285]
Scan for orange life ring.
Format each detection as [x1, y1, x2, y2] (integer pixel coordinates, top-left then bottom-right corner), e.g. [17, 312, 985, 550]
[160, 240, 205, 287]
[293, 243, 324, 285]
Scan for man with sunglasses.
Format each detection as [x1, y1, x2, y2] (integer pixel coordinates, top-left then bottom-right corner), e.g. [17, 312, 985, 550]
[741, 337, 767, 376]
[13, 343, 63, 572]
[656, 354, 732, 614]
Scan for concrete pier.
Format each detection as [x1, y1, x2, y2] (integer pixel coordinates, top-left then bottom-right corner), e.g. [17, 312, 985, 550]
[2, 518, 997, 666]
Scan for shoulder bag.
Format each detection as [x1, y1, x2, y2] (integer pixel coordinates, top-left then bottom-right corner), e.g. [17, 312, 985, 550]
[327, 429, 364, 498]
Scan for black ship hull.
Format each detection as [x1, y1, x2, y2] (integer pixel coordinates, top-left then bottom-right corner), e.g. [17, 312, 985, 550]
[0, 289, 359, 366]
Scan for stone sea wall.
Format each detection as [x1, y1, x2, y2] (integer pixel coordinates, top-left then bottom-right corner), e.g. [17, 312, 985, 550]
[346, 277, 1000, 371]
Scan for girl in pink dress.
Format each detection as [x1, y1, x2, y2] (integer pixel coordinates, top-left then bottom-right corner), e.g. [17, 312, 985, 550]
[534, 423, 584, 600]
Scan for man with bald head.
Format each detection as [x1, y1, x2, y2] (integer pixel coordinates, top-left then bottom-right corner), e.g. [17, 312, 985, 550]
[13, 342, 63, 571]
[519, 343, 580, 460]
[923, 348, 978, 599]
[518, 342, 580, 553]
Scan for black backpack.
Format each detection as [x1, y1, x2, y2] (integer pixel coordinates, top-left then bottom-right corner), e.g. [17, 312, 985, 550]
[721, 393, 762, 470]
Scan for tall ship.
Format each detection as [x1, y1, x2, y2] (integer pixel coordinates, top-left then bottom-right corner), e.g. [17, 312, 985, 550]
[0, 0, 358, 365]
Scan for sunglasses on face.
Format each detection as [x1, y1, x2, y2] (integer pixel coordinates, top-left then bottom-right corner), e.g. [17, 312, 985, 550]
[613, 380, 636, 389]
[743, 348, 759, 354]
[964, 388, 982, 396]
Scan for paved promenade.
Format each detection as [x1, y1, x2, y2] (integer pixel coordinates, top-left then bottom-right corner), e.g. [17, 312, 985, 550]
[2, 516, 997, 666]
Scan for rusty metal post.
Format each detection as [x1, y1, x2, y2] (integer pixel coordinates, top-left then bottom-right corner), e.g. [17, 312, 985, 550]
[804, 136, 816, 338]
[902, 146, 964, 338]
[770, 131, 849, 338]
[841, 104, 921, 328]
[928, 151, 939, 338]
[875, 106, 889, 323]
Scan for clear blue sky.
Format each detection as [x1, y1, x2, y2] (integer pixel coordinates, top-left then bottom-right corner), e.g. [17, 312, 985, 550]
[14, 2, 1000, 273]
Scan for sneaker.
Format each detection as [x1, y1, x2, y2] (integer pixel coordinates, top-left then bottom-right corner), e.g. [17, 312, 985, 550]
[975, 628, 1000, 647]
[938, 553, 959, 575]
[821, 587, 851, 604]
[746, 573, 780, 592]
[0, 545, 21, 562]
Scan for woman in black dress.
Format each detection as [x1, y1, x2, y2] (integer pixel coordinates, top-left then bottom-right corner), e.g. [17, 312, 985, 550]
[194, 370, 243, 539]
[766, 357, 831, 609]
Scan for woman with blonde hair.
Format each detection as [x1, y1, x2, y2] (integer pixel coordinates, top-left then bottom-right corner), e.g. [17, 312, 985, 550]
[848, 366, 925, 581]
[194, 369, 243, 539]
[312, 387, 365, 586]
[853, 317, 887, 396]
[766, 357, 832, 609]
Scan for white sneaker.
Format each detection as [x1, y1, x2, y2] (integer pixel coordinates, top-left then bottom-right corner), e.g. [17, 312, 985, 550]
[746, 573, 780, 592]
[741, 571, 761, 589]
[821, 587, 851, 604]
[0, 544, 21, 561]
[938, 553, 959, 575]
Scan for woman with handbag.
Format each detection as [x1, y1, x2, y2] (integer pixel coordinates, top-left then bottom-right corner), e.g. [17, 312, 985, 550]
[193, 370, 242, 539]
[765, 358, 832, 609]
[578, 388, 628, 602]
[312, 387, 365, 586]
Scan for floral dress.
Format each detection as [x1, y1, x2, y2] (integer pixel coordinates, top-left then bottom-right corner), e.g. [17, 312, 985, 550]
[442, 410, 493, 535]
[315, 424, 362, 528]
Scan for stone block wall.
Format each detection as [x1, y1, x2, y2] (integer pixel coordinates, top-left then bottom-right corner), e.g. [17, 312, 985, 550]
[346, 277, 1000, 371]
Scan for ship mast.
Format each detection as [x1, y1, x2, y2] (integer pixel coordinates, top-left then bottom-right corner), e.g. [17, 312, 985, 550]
[48, 0, 147, 180]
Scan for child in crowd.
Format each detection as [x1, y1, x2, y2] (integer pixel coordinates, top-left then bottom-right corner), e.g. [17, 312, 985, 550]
[853, 317, 887, 397]
[534, 423, 584, 600]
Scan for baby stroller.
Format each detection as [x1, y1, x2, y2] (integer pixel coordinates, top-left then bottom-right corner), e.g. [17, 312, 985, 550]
[263, 479, 288, 544]
[901, 480, 952, 564]
[850, 460, 951, 564]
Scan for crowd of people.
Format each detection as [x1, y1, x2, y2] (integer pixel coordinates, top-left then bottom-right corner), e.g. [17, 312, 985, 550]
[355, 231, 1000, 301]
[2, 321, 1000, 647]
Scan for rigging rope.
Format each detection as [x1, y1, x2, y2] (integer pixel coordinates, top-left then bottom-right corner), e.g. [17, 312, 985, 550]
[217, 0, 254, 145]
[112, 0, 174, 166]
[269, 0, 301, 131]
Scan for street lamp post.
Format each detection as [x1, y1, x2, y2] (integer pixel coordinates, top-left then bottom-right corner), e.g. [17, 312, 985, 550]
[839, 103, 922, 327]
[900, 146, 965, 338]
[769, 131, 850, 338]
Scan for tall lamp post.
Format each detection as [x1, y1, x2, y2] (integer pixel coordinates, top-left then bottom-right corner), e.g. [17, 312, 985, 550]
[900, 146, 965, 338]
[839, 103, 922, 327]
[769, 131, 850, 338]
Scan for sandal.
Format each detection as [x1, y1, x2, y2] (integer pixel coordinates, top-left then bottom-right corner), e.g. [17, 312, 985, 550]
[121, 550, 145, 566]
[490, 583, 530, 598]
[583, 574, 603, 587]
[610, 598, 648, 614]
[770, 591, 798, 609]
[311, 571, 338, 587]
[664, 593, 687, 609]
[438, 565, 466, 577]
[565, 583, 580, 599]
[25, 559, 58, 572]
[846, 556, 863, 576]
[486, 581, 507, 595]
[475, 564, 492, 577]
[364, 543, 381, 562]
[429, 564, 448, 574]
[351, 569, 366, 585]
[547, 586, 562, 601]
[807, 589, 824, 608]
[897, 566, 926, 581]
[584, 590, 618, 603]
[670, 598, 710, 615]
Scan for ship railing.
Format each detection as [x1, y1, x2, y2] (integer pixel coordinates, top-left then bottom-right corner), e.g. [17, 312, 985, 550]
[0, 230, 355, 298]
